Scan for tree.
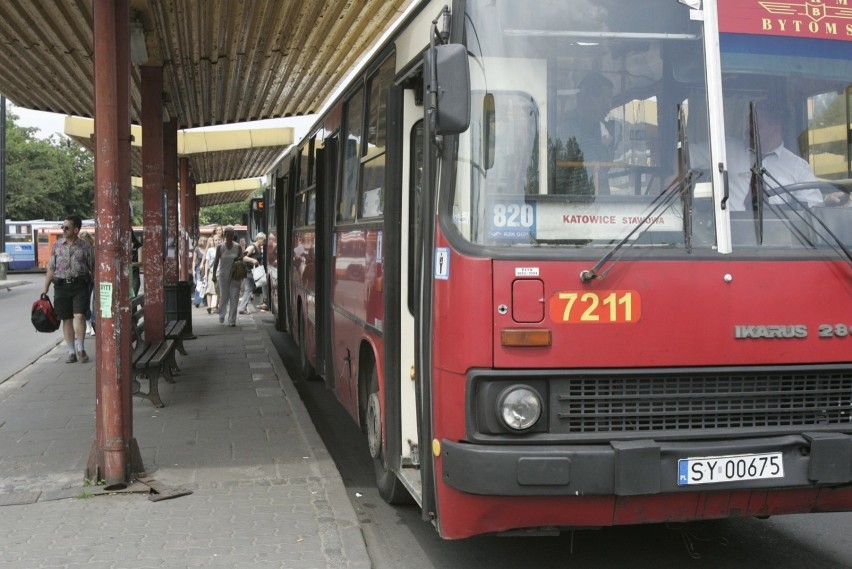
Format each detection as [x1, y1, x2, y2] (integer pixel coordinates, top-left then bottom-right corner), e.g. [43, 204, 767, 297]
[4, 107, 94, 221]
[199, 188, 264, 227]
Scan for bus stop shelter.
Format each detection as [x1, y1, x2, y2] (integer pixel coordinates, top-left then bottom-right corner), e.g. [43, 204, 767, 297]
[0, 0, 414, 487]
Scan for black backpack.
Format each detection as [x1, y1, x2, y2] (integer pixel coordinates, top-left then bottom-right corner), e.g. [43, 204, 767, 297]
[32, 294, 60, 333]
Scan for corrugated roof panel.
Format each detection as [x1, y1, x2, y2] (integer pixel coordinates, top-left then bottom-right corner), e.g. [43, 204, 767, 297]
[0, 0, 416, 198]
[0, 0, 415, 126]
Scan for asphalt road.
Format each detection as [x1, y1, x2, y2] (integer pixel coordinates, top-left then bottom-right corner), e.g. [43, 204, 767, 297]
[264, 317, 852, 569]
[0, 271, 62, 384]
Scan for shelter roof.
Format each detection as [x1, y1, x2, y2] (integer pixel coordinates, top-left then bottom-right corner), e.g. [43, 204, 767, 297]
[0, 0, 416, 202]
[0, 0, 414, 127]
[64, 116, 292, 188]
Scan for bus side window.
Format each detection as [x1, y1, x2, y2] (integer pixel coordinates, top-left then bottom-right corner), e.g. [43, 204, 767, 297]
[339, 88, 364, 223]
[360, 54, 395, 219]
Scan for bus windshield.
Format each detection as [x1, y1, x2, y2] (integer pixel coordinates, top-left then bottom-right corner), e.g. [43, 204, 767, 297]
[719, 33, 852, 249]
[450, 0, 852, 253]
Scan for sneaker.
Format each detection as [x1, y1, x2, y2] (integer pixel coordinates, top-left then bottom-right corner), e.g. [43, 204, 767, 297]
[239, 310, 250, 315]
[228, 323, 236, 327]
[77, 351, 89, 363]
[65, 353, 77, 364]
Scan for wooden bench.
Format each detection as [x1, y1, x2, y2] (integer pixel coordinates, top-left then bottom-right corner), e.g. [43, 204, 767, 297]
[136, 294, 189, 356]
[131, 296, 180, 408]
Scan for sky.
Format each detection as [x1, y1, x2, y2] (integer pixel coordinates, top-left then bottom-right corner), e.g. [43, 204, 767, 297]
[8, 106, 68, 139]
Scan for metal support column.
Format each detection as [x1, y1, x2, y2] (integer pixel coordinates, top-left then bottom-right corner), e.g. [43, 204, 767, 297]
[87, 0, 139, 488]
[141, 65, 165, 344]
[164, 118, 178, 285]
[179, 157, 190, 282]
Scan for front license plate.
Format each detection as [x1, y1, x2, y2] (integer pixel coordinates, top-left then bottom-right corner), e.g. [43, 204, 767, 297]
[677, 452, 784, 486]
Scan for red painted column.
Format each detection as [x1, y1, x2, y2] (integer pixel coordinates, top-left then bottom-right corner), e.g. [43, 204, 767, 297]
[179, 157, 190, 282]
[87, 0, 135, 487]
[141, 65, 165, 344]
[115, 0, 143, 478]
[164, 119, 178, 285]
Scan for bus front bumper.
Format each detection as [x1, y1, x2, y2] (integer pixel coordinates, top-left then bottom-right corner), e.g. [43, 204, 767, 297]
[440, 433, 852, 496]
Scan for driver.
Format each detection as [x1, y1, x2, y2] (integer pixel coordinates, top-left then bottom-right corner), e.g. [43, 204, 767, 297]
[727, 104, 848, 210]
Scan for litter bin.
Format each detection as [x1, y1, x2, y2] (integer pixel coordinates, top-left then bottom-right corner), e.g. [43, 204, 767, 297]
[165, 281, 194, 336]
[0, 252, 11, 281]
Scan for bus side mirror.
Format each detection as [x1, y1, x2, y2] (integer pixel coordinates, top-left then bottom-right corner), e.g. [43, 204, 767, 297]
[424, 43, 471, 136]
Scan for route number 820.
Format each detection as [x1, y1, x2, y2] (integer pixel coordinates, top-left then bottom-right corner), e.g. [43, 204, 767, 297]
[493, 203, 534, 228]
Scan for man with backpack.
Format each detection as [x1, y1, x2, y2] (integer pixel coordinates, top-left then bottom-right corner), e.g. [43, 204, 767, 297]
[41, 214, 94, 363]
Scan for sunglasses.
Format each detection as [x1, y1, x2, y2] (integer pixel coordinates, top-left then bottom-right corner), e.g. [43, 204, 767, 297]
[62, 226, 74, 231]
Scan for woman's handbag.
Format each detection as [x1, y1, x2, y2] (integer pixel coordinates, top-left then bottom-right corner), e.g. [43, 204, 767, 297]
[251, 264, 266, 283]
[230, 260, 247, 280]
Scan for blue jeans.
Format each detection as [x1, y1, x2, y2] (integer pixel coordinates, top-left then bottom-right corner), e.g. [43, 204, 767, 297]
[192, 267, 204, 306]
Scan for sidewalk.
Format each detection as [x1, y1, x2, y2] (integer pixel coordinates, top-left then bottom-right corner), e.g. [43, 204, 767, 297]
[0, 308, 371, 568]
[0, 277, 27, 290]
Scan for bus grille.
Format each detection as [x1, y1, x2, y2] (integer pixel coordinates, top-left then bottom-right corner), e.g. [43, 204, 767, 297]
[553, 371, 852, 434]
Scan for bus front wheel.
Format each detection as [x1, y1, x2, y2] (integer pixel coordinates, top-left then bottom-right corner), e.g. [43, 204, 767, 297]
[366, 367, 411, 505]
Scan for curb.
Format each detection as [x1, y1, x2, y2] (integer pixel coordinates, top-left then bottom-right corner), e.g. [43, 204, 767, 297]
[257, 312, 373, 569]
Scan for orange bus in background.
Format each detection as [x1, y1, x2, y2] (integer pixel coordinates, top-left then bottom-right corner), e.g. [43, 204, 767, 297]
[38, 225, 142, 269]
[35, 223, 94, 269]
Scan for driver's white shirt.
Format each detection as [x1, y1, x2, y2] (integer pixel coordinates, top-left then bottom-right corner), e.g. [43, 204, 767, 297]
[727, 142, 824, 211]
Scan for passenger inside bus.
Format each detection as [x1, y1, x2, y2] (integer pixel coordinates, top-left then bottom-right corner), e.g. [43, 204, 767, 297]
[554, 72, 617, 196]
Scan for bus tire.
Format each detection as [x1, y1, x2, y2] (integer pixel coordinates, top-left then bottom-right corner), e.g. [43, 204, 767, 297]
[366, 366, 412, 505]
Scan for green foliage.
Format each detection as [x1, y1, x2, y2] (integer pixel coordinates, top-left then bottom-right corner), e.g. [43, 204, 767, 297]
[3, 107, 95, 221]
[3, 104, 263, 227]
[199, 188, 264, 227]
[549, 137, 594, 196]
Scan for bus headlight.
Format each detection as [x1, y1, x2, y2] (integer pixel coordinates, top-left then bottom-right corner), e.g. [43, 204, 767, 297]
[496, 385, 542, 431]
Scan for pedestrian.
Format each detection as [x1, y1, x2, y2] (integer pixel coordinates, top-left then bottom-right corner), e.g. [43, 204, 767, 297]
[192, 236, 207, 307]
[78, 231, 96, 336]
[212, 226, 243, 327]
[41, 214, 95, 363]
[237, 232, 266, 314]
[203, 234, 222, 314]
[131, 228, 143, 296]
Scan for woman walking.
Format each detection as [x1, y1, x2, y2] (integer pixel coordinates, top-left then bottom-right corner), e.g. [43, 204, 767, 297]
[237, 232, 266, 314]
[212, 226, 243, 327]
[192, 236, 207, 308]
[203, 234, 222, 314]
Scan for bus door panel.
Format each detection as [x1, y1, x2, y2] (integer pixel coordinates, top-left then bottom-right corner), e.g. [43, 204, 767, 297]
[397, 98, 424, 478]
[332, 229, 370, 414]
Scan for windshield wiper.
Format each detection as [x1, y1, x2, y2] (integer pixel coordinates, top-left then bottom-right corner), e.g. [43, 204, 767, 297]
[747, 102, 766, 244]
[677, 104, 694, 253]
[581, 106, 699, 282]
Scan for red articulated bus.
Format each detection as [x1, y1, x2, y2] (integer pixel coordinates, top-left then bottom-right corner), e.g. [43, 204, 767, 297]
[262, 0, 852, 539]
